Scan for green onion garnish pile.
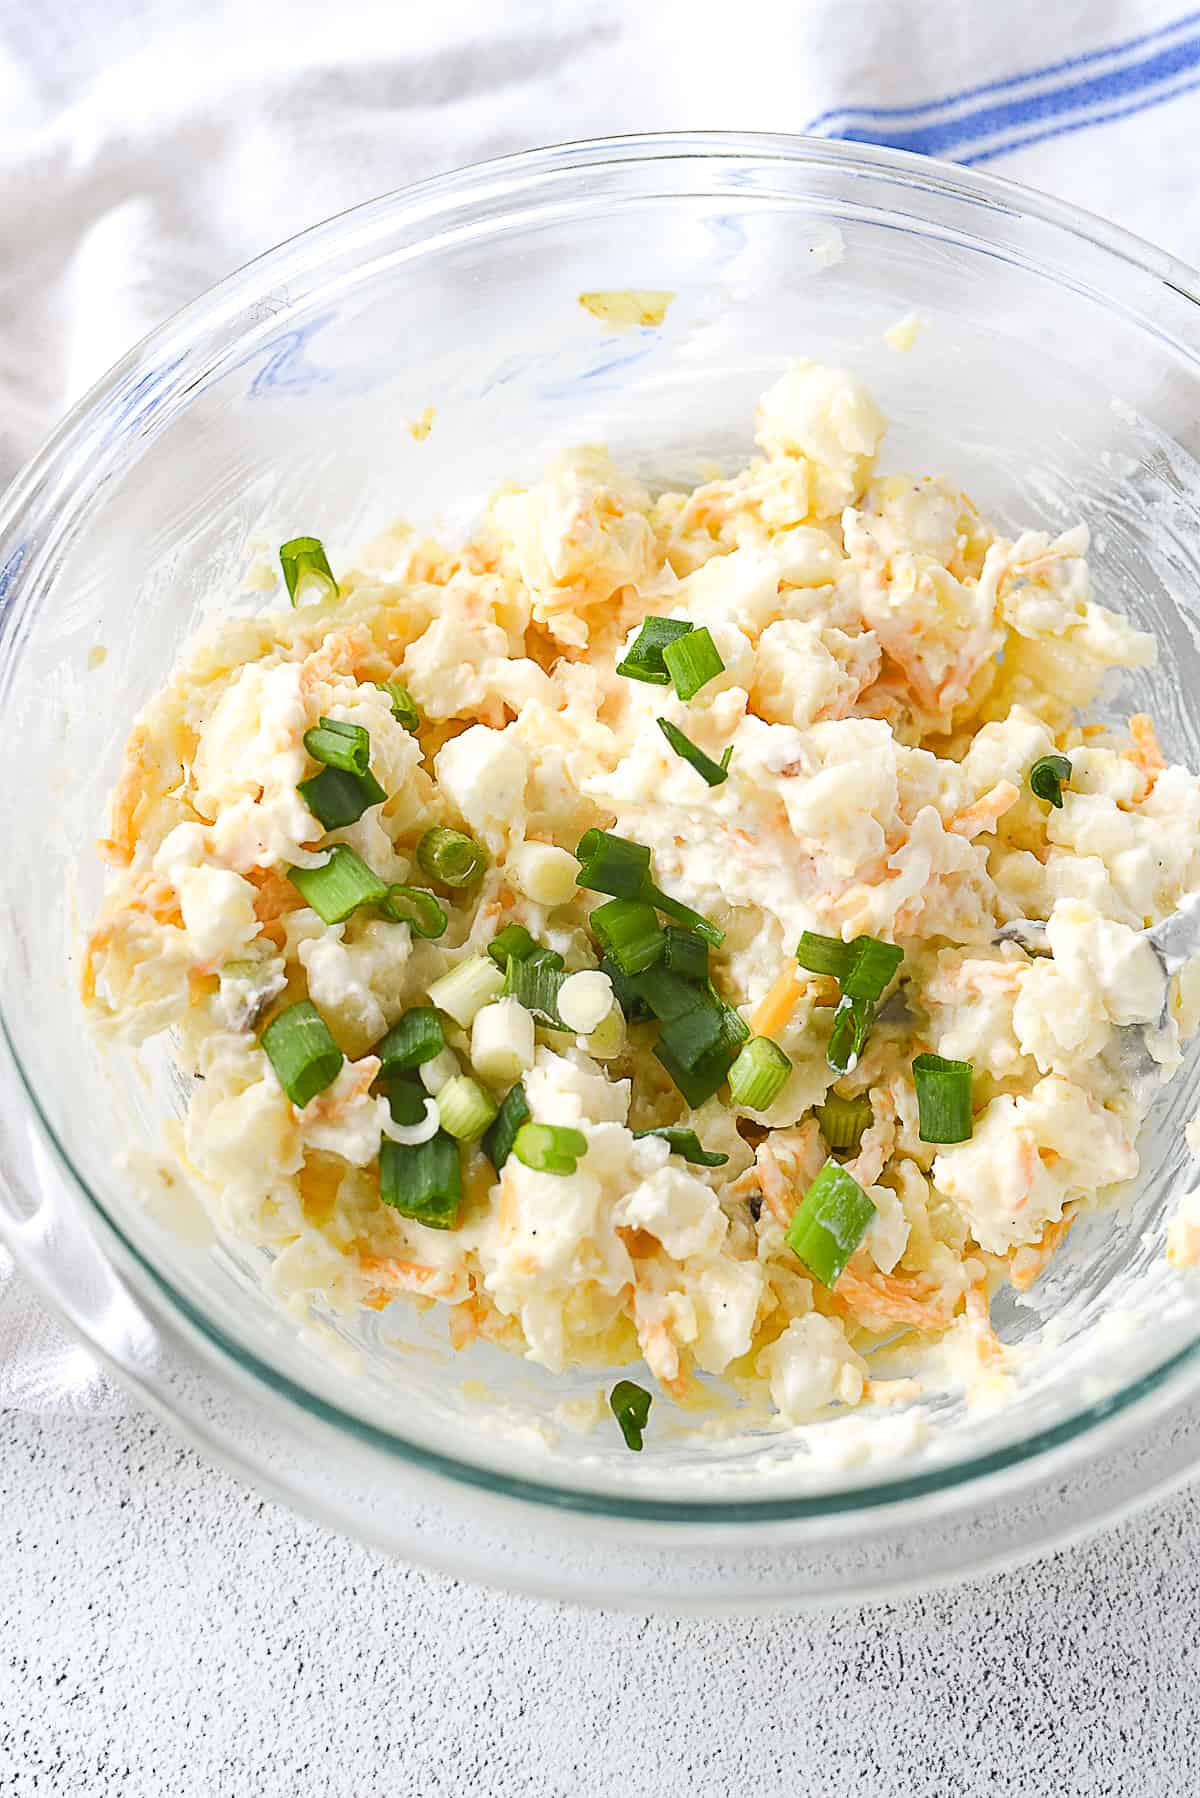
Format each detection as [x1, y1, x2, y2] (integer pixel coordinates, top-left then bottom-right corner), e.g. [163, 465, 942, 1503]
[795, 930, 904, 1075]
[298, 716, 387, 829]
[617, 615, 726, 702]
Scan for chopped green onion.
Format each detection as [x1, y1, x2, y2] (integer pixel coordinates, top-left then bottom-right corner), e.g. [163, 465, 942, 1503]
[379, 1132, 462, 1229]
[436, 1074, 498, 1142]
[815, 1091, 873, 1154]
[384, 682, 420, 732]
[374, 1007, 444, 1076]
[632, 1127, 728, 1167]
[260, 999, 343, 1109]
[503, 947, 567, 1028]
[714, 992, 751, 1052]
[913, 1053, 974, 1144]
[427, 955, 505, 1028]
[379, 884, 446, 939]
[656, 1005, 724, 1072]
[645, 882, 724, 947]
[512, 1121, 588, 1176]
[653, 1034, 738, 1108]
[719, 746, 733, 774]
[575, 828, 723, 947]
[795, 931, 854, 981]
[600, 954, 654, 1022]
[628, 963, 716, 1025]
[609, 1379, 652, 1452]
[657, 717, 730, 788]
[574, 829, 652, 900]
[728, 1035, 792, 1110]
[616, 616, 692, 685]
[381, 1074, 427, 1128]
[417, 826, 488, 889]
[298, 765, 387, 830]
[662, 626, 724, 701]
[280, 535, 339, 606]
[841, 937, 904, 1004]
[303, 717, 370, 775]
[482, 1082, 531, 1172]
[826, 995, 875, 1076]
[488, 923, 537, 968]
[1029, 753, 1072, 809]
[785, 1160, 876, 1288]
[662, 927, 708, 981]
[589, 899, 665, 976]
[287, 845, 388, 924]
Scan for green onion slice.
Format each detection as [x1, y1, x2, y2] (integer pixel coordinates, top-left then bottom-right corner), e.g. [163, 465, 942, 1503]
[632, 1127, 728, 1167]
[653, 1034, 738, 1109]
[575, 829, 652, 900]
[379, 1133, 462, 1229]
[575, 828, 723, 947]
[303, 717, 370, 775]
[657, 717, 730, 788]
[384, 682, 420, 732]
[280, 535, 339, 606]
[616, 616, 692, 685]
[662, 927, 708, 981]
[609, 1379, 652, 1452]
[487, 923, 537, 968]
[841, 937, 904, 1004]
[646, 883, 724, 947]
[503, 947, 567, 1028]
[512, 1121, 588, 1176]
[628, 963, 716, 1025]
[656, 1005, 724, 1072]
[815, 1091, 873, 1154]
[417, 826, 488, 889]
[287, 845, 388, 924]
[727, 1035, 792, 1111]
[260, 1000, 343, 1109]
[380, 1074, 426, 1128]
[436, 1074, 498, 1142]
[298, 765, 387, 831]
[481, 1082, 531, 1172]
[374, 1007, 444, 1076]
[380, 885, 446, 938]
[600, 954, 654, 1022]
[785, 1160, 876, 1288]
[1029, 753, 1072, 809]
[795, 931, 854, 981]
[913, 1053, 974, 1144]
[826, 995, 875, 1077]
[589, 898, 665, 976]
[662, 625, 724, 701]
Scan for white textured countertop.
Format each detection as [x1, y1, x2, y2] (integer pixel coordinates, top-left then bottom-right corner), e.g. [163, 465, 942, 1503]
[2, 1407, 1198, 1795]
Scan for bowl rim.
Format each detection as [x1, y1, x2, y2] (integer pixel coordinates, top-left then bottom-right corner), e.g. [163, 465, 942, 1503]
[7, 127, 1200, 1525]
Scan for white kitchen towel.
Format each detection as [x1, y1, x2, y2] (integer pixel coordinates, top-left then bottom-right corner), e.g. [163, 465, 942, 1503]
[3, 0, 1199, 1411]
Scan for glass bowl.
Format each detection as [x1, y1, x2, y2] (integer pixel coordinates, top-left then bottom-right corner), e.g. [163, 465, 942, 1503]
[4, 132, 1200, 1609]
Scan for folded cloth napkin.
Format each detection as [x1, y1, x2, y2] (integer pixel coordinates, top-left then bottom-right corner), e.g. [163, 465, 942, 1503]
[4, 0, 1198, 1412]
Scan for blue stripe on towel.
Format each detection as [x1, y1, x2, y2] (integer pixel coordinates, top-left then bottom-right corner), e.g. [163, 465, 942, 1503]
[964, 67, 1200, 162]
[806, 7, 1200, 130]
[825, 33, 1200, 157]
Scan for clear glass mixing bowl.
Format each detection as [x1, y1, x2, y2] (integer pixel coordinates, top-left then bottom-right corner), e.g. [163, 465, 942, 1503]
[4, 133, 1200, 1608]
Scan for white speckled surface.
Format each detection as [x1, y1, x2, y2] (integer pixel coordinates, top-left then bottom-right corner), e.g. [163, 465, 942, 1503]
[1, 1409, 1197, 1794]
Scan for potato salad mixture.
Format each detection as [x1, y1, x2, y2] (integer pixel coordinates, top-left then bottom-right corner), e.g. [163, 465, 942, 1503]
[84, 358, 1200, 1446]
